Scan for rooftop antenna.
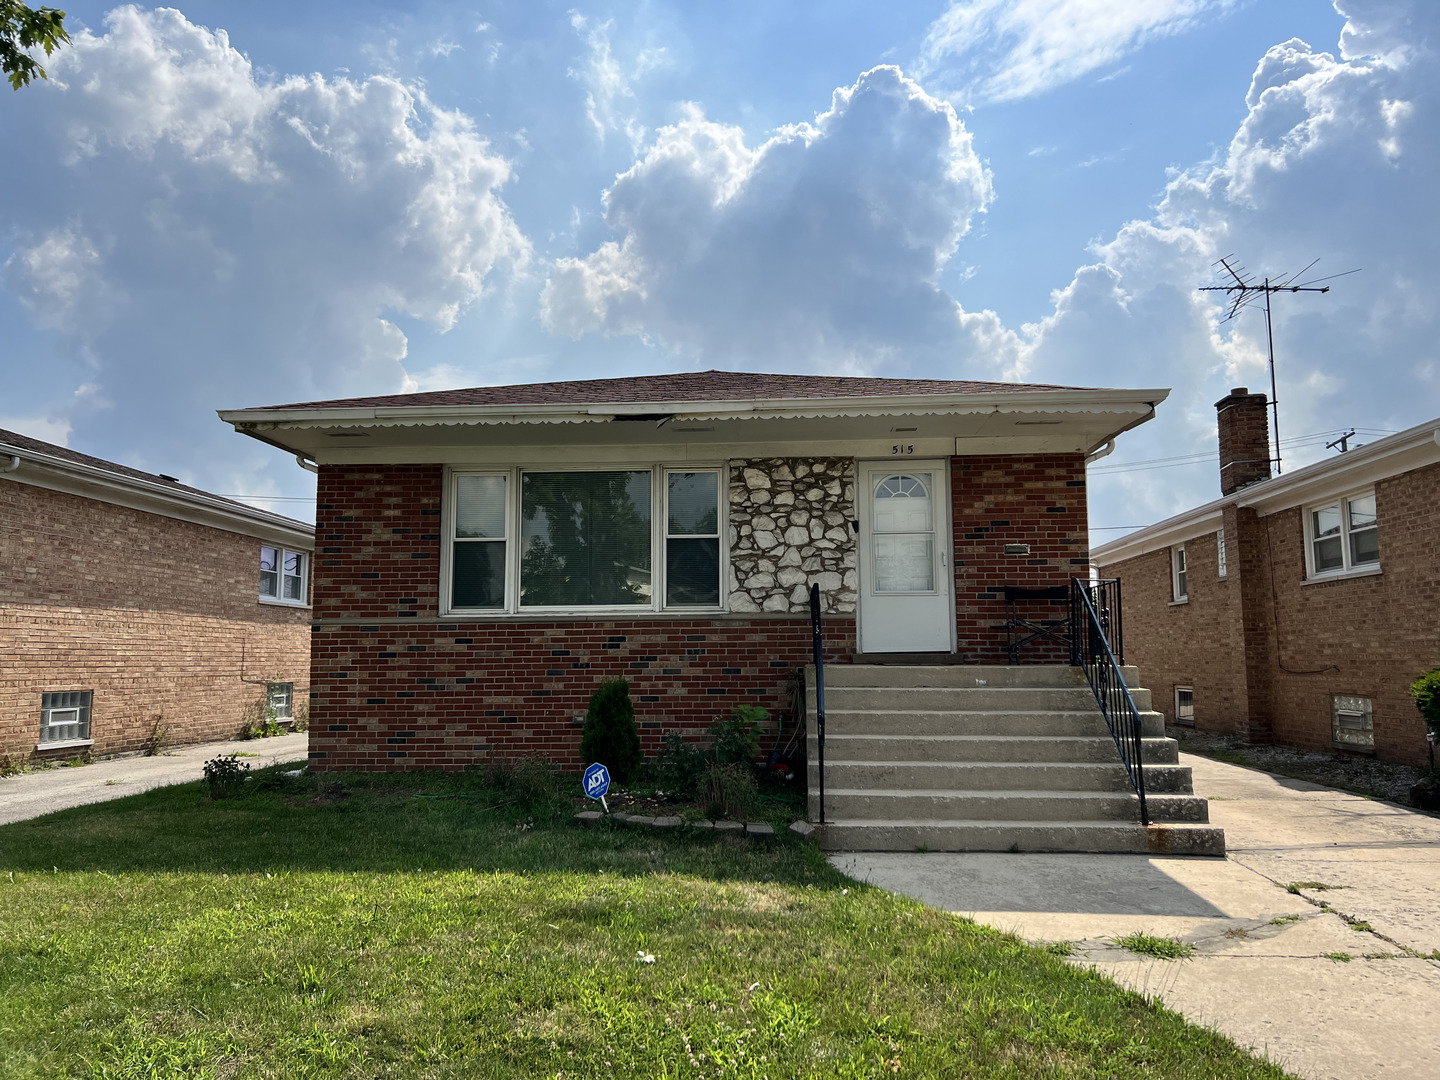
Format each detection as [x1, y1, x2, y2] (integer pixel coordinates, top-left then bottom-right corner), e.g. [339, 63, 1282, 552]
[1325, 429, 1357, 454]
[1199, 256, 1358, 474]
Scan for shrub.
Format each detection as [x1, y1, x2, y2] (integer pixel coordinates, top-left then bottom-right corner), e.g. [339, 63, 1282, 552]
[484, 756, 562, 811]
[580, 678, 642, 783]
[707, 704, 766, 772]
[655, 732, 707, 798]
[203, 754, 250, 799]
[1411, 669, 1440, 736]
[698, 762, 757, 821]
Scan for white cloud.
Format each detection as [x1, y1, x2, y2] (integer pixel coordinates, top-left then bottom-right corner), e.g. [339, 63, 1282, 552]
[0, 416, 73, 446]
[919, 0, 1231, 104]
[1022, 0, 1440, 526]
[567, 10, 662, 150]
[541, 65, 1017, 376]
[0, 5, 529, 492]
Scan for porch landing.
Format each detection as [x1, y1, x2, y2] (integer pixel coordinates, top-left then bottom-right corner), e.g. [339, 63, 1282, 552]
[806, 664, 1225, 856]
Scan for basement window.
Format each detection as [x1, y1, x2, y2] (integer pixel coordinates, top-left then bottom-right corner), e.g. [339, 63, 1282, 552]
[1332, 694, 1374, 750]
[266, 682, 294, 723]
[40, 690, 93, 746]
[1174, 687, 1194, 726]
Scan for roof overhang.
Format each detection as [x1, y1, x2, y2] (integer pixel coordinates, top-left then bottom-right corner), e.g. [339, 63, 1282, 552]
[0, 439, 314, 549]
[219, 387, 1170, 465]
[1092, 419, 1440, 566]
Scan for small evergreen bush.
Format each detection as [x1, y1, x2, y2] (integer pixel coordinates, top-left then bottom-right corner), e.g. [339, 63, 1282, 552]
[580, 678, 642, 783]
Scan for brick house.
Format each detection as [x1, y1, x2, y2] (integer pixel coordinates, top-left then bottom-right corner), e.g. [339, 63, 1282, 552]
[1092, 389, 1440, 766]
[219, 371, 1169, 774]
[1, 427, 314, 763]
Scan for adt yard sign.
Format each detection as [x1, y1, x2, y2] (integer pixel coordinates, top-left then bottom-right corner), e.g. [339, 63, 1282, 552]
[583, 762, 611, 806]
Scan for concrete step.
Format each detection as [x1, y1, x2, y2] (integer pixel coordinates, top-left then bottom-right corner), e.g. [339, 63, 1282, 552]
[809, 733, 1181, 764]
[808, 761, 1196, 794]
[813, 709, 1166, 738]
[812, 664, 1140, 689]
[810, 789, 1210, 824]
[817, 685, 1154, 712]
[813, 820, 1225, 856]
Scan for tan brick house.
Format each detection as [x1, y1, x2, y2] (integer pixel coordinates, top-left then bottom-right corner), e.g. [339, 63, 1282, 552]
[1092, 390, 1440, 766]
[1, 427, 314, 764]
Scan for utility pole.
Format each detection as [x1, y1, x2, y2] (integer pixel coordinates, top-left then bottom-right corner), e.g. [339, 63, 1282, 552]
[1199, 256, 1356, 474]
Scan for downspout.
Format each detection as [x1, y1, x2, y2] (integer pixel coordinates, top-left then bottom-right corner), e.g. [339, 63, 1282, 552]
[2, 454, 19, 473]
[1084, 439, 1115, 464]
[295, 454, 318, 474]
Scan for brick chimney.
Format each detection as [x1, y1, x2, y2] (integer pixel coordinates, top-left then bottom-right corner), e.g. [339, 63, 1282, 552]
[1216, 387, 1272, 495]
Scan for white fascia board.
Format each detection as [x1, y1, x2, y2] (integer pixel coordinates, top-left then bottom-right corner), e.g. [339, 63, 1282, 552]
[1091, 417, 1440, 565]
[0, 445, 314, 549]
[219, 387, 1171, 430]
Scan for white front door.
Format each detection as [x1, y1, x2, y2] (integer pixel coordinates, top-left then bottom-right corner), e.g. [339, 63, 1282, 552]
[856, 460, 954, 654]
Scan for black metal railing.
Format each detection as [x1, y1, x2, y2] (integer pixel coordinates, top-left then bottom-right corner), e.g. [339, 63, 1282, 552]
[809, 582, 827, 824]
[1069, 578, 1147, 824]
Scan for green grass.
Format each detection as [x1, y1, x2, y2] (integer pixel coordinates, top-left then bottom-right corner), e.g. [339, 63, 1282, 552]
[1111, 933, 1196, 961]
[1324, 952, 1353, 963]
[0, 765, 1294, 1078]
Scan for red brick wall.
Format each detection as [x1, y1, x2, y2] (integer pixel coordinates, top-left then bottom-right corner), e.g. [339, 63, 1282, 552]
[951, 454, 1089, 663]
[309, 464, 855, 771]
[1098, 461, 1439, 766]
[0, 481, 311, 760]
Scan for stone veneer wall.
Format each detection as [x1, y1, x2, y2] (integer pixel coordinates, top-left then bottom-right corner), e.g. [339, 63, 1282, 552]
[727, 458, 857, 614]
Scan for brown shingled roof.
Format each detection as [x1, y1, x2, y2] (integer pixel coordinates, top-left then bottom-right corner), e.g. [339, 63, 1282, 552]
[0, 426, 310, 529]
[252, 370, 1094, 411]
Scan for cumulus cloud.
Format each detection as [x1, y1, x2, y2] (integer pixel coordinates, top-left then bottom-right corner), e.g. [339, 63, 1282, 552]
[541, 65, 1018, 375]
[919, 0, 1231, 104]
[1024, 0, 1440, 525]
[0, 5, 528, 496]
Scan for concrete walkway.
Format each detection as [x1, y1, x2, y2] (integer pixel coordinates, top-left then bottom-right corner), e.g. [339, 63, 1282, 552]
[0, 732, 309, 825]
[834, 752, 1440, 1080]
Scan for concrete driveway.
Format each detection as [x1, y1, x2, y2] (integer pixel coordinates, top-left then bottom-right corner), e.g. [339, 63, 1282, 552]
[834, 753, 1440, 1080]
[0, 732, 308, 825]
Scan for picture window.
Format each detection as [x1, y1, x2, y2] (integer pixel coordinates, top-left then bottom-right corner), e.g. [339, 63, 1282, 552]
[40, 690, 92, 744]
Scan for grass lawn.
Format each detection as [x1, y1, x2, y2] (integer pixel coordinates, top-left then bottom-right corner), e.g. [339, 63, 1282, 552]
[0, 765, 1293, 1079]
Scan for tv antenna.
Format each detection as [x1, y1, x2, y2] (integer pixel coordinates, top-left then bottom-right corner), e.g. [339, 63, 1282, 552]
[1199, 256, 1358, 474]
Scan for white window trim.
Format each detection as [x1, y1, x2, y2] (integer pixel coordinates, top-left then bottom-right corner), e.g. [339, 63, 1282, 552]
[1171, 545, 1188, 603]
[1174, 686, 1195, 725]
[1304, 487, 1380, 581]
[260, 545, 310, 607]
[441, 463, 729, 618]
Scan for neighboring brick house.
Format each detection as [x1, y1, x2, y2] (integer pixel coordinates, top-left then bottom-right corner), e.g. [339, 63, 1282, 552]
[218, 370, 1167, 772]
[1092, 390, 1440, 766]
[1, 428, 314, 763]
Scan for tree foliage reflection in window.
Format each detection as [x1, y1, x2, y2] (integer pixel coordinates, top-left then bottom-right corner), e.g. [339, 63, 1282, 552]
[521, 471, 653, 606]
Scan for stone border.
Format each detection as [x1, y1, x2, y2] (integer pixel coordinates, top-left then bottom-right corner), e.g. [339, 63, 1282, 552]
[574, 810, 776, 838]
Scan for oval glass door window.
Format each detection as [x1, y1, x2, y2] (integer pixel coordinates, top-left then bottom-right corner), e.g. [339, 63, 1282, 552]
[873, 474, 934, 592]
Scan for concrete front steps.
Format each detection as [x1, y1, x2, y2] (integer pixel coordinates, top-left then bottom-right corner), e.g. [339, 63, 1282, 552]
[806, 664, 1224, 856]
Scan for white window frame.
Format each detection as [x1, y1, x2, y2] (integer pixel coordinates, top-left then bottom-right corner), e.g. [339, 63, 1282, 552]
[39, 690, 94, 748]
[1174, 686, 1194, 726]
[260, 546, 309, 606]
[1171, 545, 1188, 602]
[1304, 489, 1380, 580]
[1216, 528, 1227, 580]
[266, 682, 294, 723]
[441, 463, 728, 617]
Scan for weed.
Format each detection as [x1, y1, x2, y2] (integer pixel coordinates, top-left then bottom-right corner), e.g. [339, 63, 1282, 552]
[1347, 920, 1374, 932]
[1223, 927, 1250, 939]
[1113, 933, 1195, 960]
[655, 732, 707, 799]
[1008, 841, 1021, 853]
[1043, 941, 1075, 957]
[1324, 952, 1353, 963]
[1269, 914, 1302, 926]
[0, 753, 28, 778]
[698, 761, 757, 821]
[142, 712, 169, 757]
[1287, 880, 1343, 892]
[482, 756, 563, 812]
[202, 754, 250, 799]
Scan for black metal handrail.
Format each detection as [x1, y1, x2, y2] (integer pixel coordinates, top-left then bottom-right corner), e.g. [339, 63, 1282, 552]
[1069, 578, 1148, 825]
[809, 582, 827, 824]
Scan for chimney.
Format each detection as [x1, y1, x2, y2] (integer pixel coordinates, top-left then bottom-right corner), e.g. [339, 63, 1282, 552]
[1216, 387, 1272, 496]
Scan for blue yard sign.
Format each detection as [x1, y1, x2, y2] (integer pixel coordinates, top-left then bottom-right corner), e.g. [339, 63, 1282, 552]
[583, 762, 611, 811]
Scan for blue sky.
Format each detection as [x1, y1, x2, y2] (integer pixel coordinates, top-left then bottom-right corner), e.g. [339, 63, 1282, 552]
[0, 1, 1432, 538]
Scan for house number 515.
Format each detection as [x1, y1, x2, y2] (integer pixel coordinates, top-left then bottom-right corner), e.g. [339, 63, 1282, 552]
[891, 443, 915, 455]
